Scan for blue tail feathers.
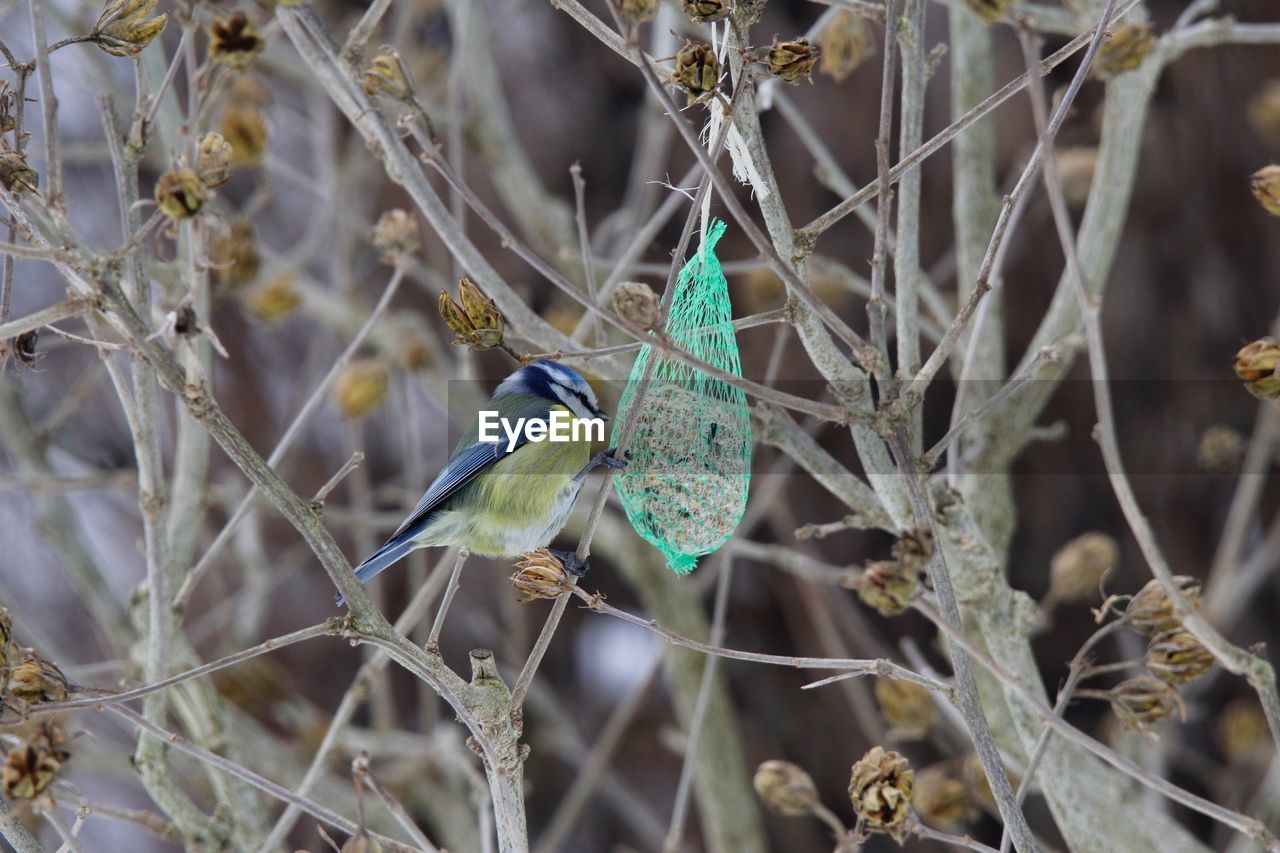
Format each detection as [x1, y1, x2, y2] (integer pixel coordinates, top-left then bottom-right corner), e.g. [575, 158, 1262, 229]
[335, 535, 417, 606]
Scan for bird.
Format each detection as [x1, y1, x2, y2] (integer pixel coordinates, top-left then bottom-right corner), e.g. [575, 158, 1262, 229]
[337, 360, 624, 605]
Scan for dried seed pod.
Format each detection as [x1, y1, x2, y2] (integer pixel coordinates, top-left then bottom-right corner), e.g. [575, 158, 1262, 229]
[1197, 424, 1245, 474]
[857, 560, 916, 617]
[155, 168, 205, 220]
[196, 132, 234, 188]
[211, 219, 262, 293]
[619, 0, 658, 24]
[1250, 166, 1280, 218]
[0, 82, 16, 134]
[766, 38, 820, 84]
[672, 40, 721, 101]
[440, 279, 505, 349]
[753, 760, 818, 816]
[1048, 532, 1119, 604]
[245, 274, 302, 323]
[7, 655, 69, 705]
[209, 12, 265, 71]
[361, 46, 415, 101]
[1247, 80, 1280, 145]
[511, 550, 573, 603]
[372, 209, 420, 263]
[1108, 675, 1186, 732]
[873, 677, 935, 739]
[818, 10, 875, 81]
[1218, 697, 1271, 765]
[849, 747, 913, 841]
[0, 150, 38, 195]
[1235, 337, 1280, 399]
[964, 0, 1010, 22]
[611, 281, 661, 330]
[912, 764, 973, 828]
[1125, 576, 1201, 635]
[683, 0, 729, 23]
[1145, 628, 1214, 685]
[2, 722, 70, 799]
[332, 359, 391, 419]
[1094, 25, 1155, 78]
[92, 0, 167, 57]
[220, 105, 268, 166]
[890, 530, 932, 572]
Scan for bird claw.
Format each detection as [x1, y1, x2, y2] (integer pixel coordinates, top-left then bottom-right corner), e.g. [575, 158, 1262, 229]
[547, 549, 589, 578]
[599, 447, 631, 471]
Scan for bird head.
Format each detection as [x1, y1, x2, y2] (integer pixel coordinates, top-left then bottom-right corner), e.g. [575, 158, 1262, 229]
[493, 360, 607, 420]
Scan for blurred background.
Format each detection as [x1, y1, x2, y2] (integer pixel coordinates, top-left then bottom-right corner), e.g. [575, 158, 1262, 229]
[1, 0, 1279, 850]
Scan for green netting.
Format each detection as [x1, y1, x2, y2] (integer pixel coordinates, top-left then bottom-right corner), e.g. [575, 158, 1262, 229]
[611, 219, 752, 574]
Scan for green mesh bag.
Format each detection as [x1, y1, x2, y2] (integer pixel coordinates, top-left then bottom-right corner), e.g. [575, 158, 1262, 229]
[610, 220, 752, 574]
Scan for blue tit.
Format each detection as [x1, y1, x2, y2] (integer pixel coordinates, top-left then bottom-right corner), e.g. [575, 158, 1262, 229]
[337, 360, 623, 605]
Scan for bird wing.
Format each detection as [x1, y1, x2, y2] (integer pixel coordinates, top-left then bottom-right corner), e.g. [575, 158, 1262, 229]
[390, 434, 529, 540]
[340, 434, 532, 599]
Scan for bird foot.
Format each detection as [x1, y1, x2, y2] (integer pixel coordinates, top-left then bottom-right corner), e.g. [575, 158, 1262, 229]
[547, 549, 589, 578]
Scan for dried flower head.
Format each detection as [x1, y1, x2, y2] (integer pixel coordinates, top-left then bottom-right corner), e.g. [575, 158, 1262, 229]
[890, 530, 932, 572]
[912, 764, 973, 828]
[619, 0, 658, 24]
[372, 209, 420, 263]
[332, 359, 391, 419]
[246, 274, 302, 323]
[849, 747, 913, 841]
[611, 281, 661, 330]
[873, 677, 935, 739]
[0, 150, 38, 195]
[857, 560, 917, 617]
[683, 0, 729, 23]
[964, 0, 1010, 22]
[1125, 576, 1201, 636]
[155, 168, 205, 220]
[209, 12, 265, 71]
[511, 550, 573, 602]
[0, 83, 16, 134]
[753, 760, 818, 816]
[818, 11, 875, 81]
[1250, 166, 1280, 218]
[1145, 628, 1214, 685]
[220, 105, 269, 166]
[1048, 531, 1118, 604]
[194, 132, 234, 189]
[2, 723, 70, 799]
[1234, 337, 1280, 399]
[672, 40, 721, 102]
[92, 0, 167, 57]
[766, 38, 820, 84]
[361, 46, 415, 101]
[1094, 25, 1155, 78]
[440, 279, 505, 350]
[1197, 424, 1245, 474]
[7, 655, 69, 705]
[1218, 697, 1271, 765]
[341, 833, 383, 853]
[1108, 676, 1186, 732]
[1247, 80, 1280, 145]
[211, 220, 262, 294]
